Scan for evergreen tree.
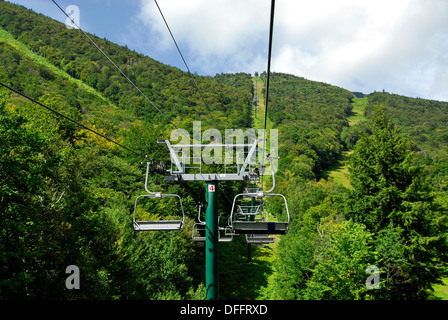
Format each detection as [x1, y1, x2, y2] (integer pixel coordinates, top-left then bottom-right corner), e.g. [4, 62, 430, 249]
[347, 106, 447, 299]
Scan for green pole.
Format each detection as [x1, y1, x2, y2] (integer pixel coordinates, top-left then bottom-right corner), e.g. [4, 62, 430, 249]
[248, 183, 255, 262]
[205, 181, 218, 300]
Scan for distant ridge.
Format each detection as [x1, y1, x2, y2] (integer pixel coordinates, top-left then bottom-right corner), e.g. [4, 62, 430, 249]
[351, 91, 365, 98]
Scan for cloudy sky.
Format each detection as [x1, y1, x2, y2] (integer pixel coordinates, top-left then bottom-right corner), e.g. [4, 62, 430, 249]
[8, 0, 448, 102]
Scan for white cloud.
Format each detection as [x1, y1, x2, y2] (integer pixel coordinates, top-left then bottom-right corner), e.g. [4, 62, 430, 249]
[134, 0, 448, 101]
[134, 0, 270, 74]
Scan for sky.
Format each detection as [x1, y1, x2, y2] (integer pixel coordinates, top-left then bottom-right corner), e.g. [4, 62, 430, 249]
[7, 0, 448, 102]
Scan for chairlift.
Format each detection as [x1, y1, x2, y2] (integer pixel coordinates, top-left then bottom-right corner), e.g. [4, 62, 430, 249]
[192, 222, 206, 242]
[192, 205, 206, 242]
[231, 193, 289, 234]
[218, 217, 233, 242]
[230, 158, 290, 235]
[192, 206, 234, 242]
[133, 162, 185, 231]
[246, 234, 275, 244]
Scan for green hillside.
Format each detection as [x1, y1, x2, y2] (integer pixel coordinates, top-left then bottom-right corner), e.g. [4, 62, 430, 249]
[0, 1, 252, 132]
[0, 1, 447, 301]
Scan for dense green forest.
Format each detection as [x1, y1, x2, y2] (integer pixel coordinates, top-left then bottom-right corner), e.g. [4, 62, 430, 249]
[1, 1, 447, 300]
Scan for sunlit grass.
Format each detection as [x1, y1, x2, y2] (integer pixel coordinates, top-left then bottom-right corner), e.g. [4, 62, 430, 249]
[0, 27, 111, 104]
[349, 97, 368, 126]
[327, 97, 368, 187]
[430, 277, 448, 300]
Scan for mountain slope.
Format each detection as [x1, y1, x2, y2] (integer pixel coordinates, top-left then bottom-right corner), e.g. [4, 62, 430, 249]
[0, 1, 252, 131]
[364, 92, 448, 191]
[0, 25, 138, 134]
[0, 1, 447, 301]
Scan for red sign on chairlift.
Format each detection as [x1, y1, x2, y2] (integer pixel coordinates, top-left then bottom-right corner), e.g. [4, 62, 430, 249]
[208, 185, 215, 192]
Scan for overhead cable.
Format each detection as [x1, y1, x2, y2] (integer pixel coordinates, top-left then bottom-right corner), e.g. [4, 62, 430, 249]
[51, 0, 178, 129]
[264, 0, 275, 134]
[0, 81, 148, 160]
[261, 0, 275, 166]
[153, 0, 221, 130]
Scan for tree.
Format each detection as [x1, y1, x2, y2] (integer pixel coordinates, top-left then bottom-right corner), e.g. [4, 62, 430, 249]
[0, 91, 49, 297]
[346, 106, 447, 299]
[271, 232, 317, 299]
[304, 221, 374, 300]
[0, 91, 125, 299]
[348, 106, 430, 231]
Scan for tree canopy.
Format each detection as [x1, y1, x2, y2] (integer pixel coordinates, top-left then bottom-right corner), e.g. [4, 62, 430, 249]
[0, 1, 447, 300]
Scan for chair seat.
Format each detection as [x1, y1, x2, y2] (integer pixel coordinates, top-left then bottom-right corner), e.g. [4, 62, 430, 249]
[134, 220, 183, 231]
[232, 221, 288, 235]
[246, 234, 275, 244]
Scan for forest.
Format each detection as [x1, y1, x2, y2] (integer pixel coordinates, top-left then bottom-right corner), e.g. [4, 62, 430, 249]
[0, 1, 447, 300]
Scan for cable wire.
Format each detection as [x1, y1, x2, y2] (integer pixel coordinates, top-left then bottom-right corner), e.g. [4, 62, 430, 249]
[51, 0, 178, 129]
[0, 81, 148, 160]
[153, 0, 193, 81]
[264, 0, 275, 135]
[262, 0, 275, 158]
[260, 0, 275, 187]
[153, 0, 221, 130]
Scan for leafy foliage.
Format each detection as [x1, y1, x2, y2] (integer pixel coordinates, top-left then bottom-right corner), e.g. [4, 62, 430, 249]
[345, 106, 448, 298]
[262, 72, 354, 178]
[0, 1, 252, 131]
[267, 107, 448, 300]
[0, 1, 447, 301]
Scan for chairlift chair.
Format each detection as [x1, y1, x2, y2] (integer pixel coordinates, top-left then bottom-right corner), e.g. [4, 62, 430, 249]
[230, 158, 290, 235]
[192, 222, 206, 242]
[192, 206, 234, 242]
[192, 205, 206, 242]
[192, 225, 234, 243]
[230, 192, 289, 234]
[246, 234, 275, 244]
[218, 225, 233, 242]
[133, 162, 185, 231]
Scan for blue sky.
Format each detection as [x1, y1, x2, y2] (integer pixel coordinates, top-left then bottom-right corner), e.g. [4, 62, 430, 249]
[7, 0, 448, 102]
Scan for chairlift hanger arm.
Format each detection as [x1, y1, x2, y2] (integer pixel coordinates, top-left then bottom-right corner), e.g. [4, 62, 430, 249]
[158, 139, 183, 173]
[264, 156, 278, 193]
[157, 138, 263, 181]
[239, 139, 262, 174]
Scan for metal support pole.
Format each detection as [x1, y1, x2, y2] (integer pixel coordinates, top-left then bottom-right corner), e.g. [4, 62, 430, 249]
[248, 183, 255, 262]
[205, 181, 218, 300]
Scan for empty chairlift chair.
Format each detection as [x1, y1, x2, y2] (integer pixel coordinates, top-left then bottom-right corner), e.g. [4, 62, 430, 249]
[133, 162, 185, 231]
[230, 158, 290, 235]
[218, 215, 233, 242]
[192, 206, 234, 242]
[230, 192, 290, 234]
[192, 205, 206, 242]
[246, 234, 275, 244]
